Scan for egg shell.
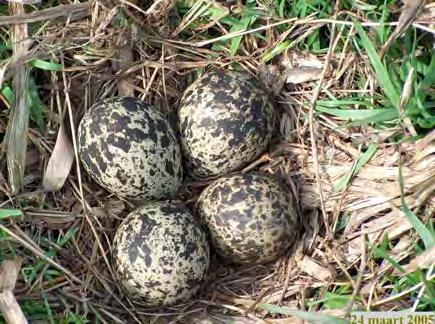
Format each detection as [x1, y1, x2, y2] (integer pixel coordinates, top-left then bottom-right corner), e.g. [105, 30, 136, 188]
[78, 97, 183, 200]
[178, 70, 275, 179]
[112, 201, 210, 306]
[196, 173, 299, 264]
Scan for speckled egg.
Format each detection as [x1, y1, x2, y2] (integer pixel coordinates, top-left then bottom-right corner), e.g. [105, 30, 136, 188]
[178, 70, 275, 179]
[196, 173, 299, 264]
[78, 97, 183, 200]
[112, 201, 210, 306]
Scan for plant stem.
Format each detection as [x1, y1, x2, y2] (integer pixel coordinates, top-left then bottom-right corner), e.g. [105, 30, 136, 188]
[4, 3, 30, 194]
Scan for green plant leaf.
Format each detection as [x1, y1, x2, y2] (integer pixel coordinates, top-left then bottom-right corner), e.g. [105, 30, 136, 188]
[323, 292, 352, 309]
[398, 158, 435, 249]
[29, 59, 62, 71]
[1, 85, 13, 104]
[316, 106, 398, 121]
[334, 143, 378, 192]
[371, 239, 407, 274]
[262, 40, 292, 62]
[278, 0, 285, 17]
[229, 8, 256, 56]
[0, 209, 23, 219]
[317, 99, 377, 109]
[28, 78, 46, 130]
[343, 111, 400, 127]
[354, 23, 400, 108]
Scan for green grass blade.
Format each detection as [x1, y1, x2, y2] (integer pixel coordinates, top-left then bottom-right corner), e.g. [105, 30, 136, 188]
[29, 59, 62, 71]
[398, 158, 435, 249]
[278, 0, 285, 17]
[57, 227, 78, 246]
[1, 85, 14, 104]
[28, 78, 46, 130]
[354, 143, 378, 171]
[317, 99, 377, 108]
[262, 40, 292, 62]
[43, 295, 56, 324]
[371, 239, 407, 274]
[258, 303, 348, 323]
[316, 106, 398, 121]
[342, 111, 400, 127]
[0, 208, 23, 219]
[354, 23, 400, 108]
[323, 292, 352, 309]
[334, 143, 378, 192]
[229, 15, 254, 56]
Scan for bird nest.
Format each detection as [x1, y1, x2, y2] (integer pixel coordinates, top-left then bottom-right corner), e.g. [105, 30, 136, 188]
[0, 1, 434, 323]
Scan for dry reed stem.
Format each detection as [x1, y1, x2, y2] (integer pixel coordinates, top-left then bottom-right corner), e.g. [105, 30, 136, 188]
[0, 3, 90, 26]
[0, 258, 27, 324]
[4, 4, 30, 194]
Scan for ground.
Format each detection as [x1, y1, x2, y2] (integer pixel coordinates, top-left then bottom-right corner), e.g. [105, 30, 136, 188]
[0, 0, 434, 323]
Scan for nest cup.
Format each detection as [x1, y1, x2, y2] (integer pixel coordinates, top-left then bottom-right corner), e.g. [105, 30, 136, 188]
[77, 70, 299, 308]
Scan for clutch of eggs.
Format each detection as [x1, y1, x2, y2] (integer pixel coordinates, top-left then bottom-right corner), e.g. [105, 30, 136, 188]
[178, 69, 275, 179]
[78, 97, 183, 200]
[112, 201, 210, 306]
[196, 172, 299, 264]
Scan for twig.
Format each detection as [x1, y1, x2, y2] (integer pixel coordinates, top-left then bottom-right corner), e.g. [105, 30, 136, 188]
[241, 153, 271, 173]
[0, 258, 27, 324]
[345, 234, 367, 315]
[4, 3, 31, 194]
[114, 28, 135, 97]
[307, 6, 340, 238]
[278, 256, 296, 305]
[145, 18, 435, 48]
[0, 2, 91, 26]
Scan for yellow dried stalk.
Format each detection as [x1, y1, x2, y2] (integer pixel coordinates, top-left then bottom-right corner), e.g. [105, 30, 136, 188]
[297, 130, 435, 261]
[4, 4, 30, 194]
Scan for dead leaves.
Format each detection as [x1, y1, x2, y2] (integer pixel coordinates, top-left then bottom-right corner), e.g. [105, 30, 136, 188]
[296, 255, 335, 282]
[122, 0, 176, 28]
[258, 49, 328, 94]
[0, 258, 27, 324]
[42, 125, 74, 192]
[402, 246, 435, 274]
[280, 49, 326, 85]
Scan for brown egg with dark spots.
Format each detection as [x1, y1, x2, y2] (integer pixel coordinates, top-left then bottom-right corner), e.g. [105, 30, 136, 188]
[178, 70, 275, 179]
[196, 173, 299, 264]
[78, 97, 183, 200]
[112, 201, 210, 306]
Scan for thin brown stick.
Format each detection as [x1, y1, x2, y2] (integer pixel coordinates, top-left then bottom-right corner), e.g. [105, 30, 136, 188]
[145, 18, 434, 48]
[307, 6, 340, 238]
[345, 234, 367, 315]
[0, 3, 91, 26]
[114, 29, 135, 97]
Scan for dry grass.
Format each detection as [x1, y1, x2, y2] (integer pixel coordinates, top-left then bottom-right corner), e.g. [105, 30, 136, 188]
[0, 0, 434, 323]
